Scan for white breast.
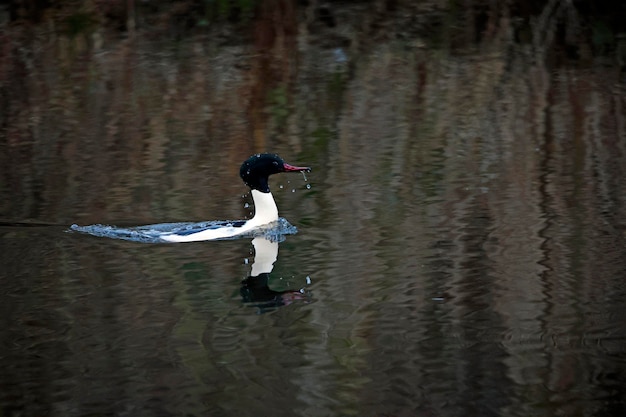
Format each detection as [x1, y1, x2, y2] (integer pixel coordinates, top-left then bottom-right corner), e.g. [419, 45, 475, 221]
[160, 190, 279, 242]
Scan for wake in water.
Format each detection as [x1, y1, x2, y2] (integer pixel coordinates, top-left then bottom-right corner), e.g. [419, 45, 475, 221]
[69, 217, 298, 243]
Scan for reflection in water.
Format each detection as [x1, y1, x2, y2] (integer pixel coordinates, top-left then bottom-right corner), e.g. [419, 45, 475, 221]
[241, 237, 310, 313]
[1, 1, 626, 416]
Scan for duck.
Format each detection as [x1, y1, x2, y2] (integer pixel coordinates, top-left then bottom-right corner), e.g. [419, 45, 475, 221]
[158, 153, 311, 242]
[70, 153, 310, 243]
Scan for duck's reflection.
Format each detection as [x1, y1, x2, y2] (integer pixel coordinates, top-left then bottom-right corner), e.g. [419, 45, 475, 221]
[240, 237, 310, 313]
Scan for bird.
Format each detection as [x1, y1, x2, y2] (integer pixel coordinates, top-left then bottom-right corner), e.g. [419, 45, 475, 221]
[157, 153, 311, 242]
[71, 153, 310, 242]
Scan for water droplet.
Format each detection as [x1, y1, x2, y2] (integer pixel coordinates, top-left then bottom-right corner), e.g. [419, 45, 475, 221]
[301, 171, 308, 182]
[334, 48, 347, 63]
[291, 189, 296, 193]
[279, 184, 283, 189]
[306, 275, 311, 284]
[244, 203, 249, 208]
[244, 258, 249, 264]
[306, 184, 311, 189]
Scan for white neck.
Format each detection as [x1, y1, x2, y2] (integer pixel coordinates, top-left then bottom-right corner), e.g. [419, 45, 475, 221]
[248, 190, 279, 227]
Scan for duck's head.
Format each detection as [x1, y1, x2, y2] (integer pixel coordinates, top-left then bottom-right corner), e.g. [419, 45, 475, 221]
[240, 153, 311, 193]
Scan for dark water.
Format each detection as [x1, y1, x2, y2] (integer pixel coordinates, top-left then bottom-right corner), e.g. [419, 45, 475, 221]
[2, 2, 626, 416]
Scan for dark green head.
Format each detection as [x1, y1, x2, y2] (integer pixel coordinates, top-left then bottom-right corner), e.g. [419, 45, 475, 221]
[240, 153, 311, 193]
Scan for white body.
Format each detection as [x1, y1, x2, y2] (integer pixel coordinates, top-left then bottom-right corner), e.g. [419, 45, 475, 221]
[161, 190, 279, 242]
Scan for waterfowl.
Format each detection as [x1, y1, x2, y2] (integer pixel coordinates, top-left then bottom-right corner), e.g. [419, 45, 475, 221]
[159, 153, 310, 242]
[70, 153, 310, 243]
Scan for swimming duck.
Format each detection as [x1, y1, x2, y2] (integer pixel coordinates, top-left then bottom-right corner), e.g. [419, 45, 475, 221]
[70, 153, 310, 243]
[159, 153, 310, 242]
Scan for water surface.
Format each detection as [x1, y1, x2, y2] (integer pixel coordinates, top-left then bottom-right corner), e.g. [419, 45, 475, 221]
[2, 2, 626, 416]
